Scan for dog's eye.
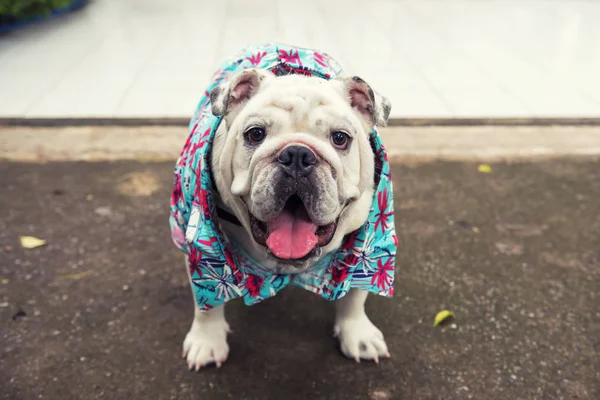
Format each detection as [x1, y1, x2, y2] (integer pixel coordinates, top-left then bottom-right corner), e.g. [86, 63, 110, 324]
[245, 127, 266, 145]
[330, 131, 351, 150]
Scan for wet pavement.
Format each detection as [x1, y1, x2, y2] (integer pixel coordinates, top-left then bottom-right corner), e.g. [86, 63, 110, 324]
[1, 159, 599, 400]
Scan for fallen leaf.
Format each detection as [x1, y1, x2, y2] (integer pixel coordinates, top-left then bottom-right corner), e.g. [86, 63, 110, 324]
[86, 194, 94, 201]
[434, 310, 454, 327]
[1, 279, 8, 284]
[57, 271, 93, 281]
[19, 236, 47, 249]
[472, 227, 480, 233]
[478, 164, 492, 173]
[3, 245, 12, 252]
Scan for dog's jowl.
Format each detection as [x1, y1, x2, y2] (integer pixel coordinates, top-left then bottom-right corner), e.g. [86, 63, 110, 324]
[169, 43, 396, 370]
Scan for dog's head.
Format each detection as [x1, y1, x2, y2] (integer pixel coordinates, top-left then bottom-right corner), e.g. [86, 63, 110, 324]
[210, 69, 390, 269]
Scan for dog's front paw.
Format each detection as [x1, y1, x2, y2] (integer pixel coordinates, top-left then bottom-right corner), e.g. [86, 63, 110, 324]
[182, 319, 230, 371]
[334, 315, 390, 363]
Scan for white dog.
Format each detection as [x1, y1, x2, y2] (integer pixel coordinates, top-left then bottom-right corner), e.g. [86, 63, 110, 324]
[170, 45, 396, 370]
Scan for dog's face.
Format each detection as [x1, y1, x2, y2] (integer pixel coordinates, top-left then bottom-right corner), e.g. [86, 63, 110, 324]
[210, 69, 390, 270]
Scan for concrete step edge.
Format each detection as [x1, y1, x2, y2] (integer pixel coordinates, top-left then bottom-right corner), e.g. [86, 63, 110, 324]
[1, 125, 600, 163]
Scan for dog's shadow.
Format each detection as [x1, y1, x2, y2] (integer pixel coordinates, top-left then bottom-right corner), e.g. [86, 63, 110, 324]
[170, 285, 423, 399]
[227, 286, 336, 358]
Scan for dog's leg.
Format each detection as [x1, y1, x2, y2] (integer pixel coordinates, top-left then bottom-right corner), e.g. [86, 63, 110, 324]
[182, 304, 230, 370]
[334, 289, 390, 362]
[182, 260, 230, 370]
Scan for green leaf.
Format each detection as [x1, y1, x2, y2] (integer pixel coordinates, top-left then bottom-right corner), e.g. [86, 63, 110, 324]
[433, 310, 454, 327]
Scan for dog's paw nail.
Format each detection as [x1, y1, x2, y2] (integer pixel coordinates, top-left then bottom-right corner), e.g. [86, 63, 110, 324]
[336, 315, 389, 363]
[183, 324, 230, 371]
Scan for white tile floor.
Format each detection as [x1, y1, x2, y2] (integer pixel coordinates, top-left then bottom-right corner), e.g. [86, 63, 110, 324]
[1, 0, 599, 119]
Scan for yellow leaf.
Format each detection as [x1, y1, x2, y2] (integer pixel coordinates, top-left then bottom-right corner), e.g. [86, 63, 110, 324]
[57, 271, 93, 281]
[434, 310, 454, 327]
[86, 194, 94, 201]
[472, 227, 480, 233]
[19, 236, 47, 249]
[478, 164, 492, 173]
[1, 279, 8, 284]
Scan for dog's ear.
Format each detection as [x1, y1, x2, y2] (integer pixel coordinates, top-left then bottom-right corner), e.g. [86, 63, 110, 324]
[342, 76, 391, 127]
[210, 69, 272, 116]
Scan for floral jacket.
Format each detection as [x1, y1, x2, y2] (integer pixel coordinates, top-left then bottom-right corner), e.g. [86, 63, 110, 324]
[170, 43, 397, 311]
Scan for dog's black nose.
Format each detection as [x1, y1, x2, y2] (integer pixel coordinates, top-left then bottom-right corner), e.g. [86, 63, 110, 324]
[278, 145, 317, 177]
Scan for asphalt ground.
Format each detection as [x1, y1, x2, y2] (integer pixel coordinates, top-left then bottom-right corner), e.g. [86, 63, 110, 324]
[1, 158, 599, 399]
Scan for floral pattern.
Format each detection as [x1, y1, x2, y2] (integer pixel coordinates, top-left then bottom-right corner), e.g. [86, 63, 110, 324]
[170, 43, 397, 311]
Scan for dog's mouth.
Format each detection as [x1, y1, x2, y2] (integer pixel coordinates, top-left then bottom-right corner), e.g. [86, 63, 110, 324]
[249, 195, 337, 261]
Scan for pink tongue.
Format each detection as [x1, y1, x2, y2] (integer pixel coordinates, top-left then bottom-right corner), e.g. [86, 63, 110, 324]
[266, 207, 318, 259]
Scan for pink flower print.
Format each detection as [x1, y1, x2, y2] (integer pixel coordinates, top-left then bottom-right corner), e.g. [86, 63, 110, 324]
[331, 265, 350, 284]
[247, 51, 267, 66]
[188, 247, 203, 278]
[374, 189, 394, 234]
[245, 274, 264, 297]
[313, 52, 328, 67]
[278, 49, 302, 66]
[371, 256, 394, 291]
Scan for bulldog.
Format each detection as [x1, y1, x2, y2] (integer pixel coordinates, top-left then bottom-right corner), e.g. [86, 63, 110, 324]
[170, 44, 396, 371]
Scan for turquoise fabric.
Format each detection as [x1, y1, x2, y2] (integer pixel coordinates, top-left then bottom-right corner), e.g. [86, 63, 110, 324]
[170, 43, 397, 311]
